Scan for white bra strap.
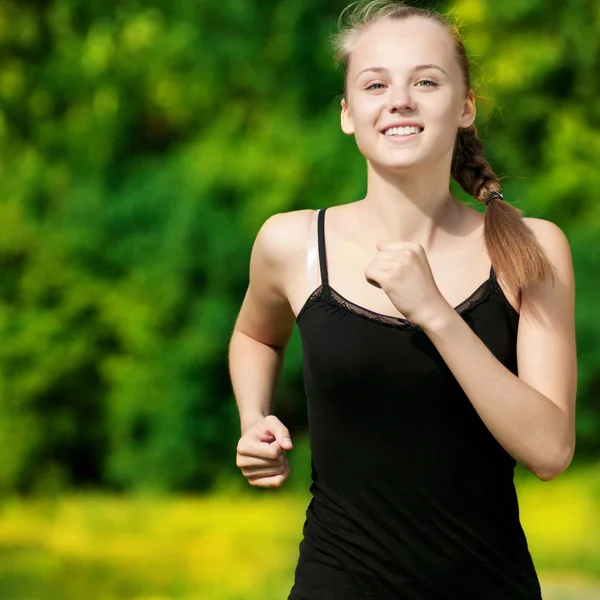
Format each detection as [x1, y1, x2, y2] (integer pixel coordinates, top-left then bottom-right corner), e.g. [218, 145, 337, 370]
[306, 209, 321, 295]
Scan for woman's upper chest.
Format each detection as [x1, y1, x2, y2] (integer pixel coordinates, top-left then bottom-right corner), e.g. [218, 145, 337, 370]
[287, 207, 520, 320]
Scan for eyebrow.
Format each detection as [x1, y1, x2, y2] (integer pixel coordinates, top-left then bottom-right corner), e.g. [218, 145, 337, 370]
[355, 64, 449, 81]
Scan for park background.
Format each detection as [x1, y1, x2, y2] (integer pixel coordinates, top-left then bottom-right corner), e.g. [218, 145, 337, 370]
[0, 0, 599, 598]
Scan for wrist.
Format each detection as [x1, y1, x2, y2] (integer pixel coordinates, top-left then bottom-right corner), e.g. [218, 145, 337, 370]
[415, 300, 457, 333]
[240, 411, 269, 434]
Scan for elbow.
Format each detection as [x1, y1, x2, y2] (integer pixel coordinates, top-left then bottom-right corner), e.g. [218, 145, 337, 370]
[535, 469, 561, 482]
[533, 444, 575, 482]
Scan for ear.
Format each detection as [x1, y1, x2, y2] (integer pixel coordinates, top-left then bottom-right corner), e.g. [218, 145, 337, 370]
[458, 90, 476, 129]
[340, 98, 354, 135]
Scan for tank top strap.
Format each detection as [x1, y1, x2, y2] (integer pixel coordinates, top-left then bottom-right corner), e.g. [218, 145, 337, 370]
[317, 208, 329, 287]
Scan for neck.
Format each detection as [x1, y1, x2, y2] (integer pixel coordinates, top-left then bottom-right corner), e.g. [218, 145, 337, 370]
[356, 161, 463, 250]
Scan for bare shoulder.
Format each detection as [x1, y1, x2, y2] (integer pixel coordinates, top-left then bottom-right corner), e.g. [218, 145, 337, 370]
[523, 217, 573, 274]
[232, 209, 316, 347]
[254, 209, 315, 269]
[524, 217, 569, 244]
[519, 217, 575, 327]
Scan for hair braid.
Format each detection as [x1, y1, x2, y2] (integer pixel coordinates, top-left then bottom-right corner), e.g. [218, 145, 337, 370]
[451, 125, 497, 199]
[452, 125, 553, 291]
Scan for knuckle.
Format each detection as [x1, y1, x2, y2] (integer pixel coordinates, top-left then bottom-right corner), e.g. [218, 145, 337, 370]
[266, 446, 280, 459]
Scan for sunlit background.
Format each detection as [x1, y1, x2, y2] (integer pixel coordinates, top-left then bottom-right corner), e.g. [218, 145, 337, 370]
[0, 0, 599, 598]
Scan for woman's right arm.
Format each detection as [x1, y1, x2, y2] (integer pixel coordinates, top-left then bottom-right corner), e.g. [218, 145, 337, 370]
[229, 210, 311, 487]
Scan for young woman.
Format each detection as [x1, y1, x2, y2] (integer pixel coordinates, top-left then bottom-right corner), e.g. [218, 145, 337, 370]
[229, 1, 577, 598]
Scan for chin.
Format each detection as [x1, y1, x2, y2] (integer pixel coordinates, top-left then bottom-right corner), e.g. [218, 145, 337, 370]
[357, 142, 424, 169]
[368, 157, 426, 174]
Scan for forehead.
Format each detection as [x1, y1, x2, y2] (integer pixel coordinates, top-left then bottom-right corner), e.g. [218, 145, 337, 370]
[349, 17, 455, 76]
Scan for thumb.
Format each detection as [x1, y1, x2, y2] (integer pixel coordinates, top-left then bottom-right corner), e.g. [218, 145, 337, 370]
[273, 427, 293, 450]
[257, 415, 293, 450]
[260, 416, 293, 449]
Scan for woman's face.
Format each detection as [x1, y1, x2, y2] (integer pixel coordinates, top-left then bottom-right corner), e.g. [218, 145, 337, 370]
[341, 17, 476, 172]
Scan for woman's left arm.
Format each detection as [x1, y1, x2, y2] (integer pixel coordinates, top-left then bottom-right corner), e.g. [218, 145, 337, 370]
[421, 219, 577, 481]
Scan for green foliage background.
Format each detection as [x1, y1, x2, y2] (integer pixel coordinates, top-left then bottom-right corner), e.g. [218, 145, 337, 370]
[0, 0, 598, 496]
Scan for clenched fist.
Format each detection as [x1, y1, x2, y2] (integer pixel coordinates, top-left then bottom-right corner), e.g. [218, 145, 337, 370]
[365, 240, 447, 327]
[236, 415, 293, 488]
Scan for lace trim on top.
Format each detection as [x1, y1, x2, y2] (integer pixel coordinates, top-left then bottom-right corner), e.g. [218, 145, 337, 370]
[296, 277, 515, 331]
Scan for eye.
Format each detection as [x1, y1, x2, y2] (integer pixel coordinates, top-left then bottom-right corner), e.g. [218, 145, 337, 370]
[366, 82, 387, 90]
[417, 79, 438, 87]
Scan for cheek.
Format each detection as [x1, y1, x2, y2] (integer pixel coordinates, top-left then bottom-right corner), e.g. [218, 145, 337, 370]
[352, 106, 375, 127]
[352, 115, 379, 152]
[349, 100, 382, 138]
[415, 98, 461, 143]
[435, 93, 465, 123]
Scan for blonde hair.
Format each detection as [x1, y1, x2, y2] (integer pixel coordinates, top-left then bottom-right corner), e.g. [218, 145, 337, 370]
[332, 0, 553, 291]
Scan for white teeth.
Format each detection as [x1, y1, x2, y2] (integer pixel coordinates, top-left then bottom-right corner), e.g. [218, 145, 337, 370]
[384, 126, 422, 136]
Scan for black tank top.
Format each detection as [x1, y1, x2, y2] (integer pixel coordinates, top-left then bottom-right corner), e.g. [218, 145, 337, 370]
[289, 208, 542, 600]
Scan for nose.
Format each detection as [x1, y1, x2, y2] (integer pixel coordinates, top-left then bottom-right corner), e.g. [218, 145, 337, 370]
[387, 86, 416, 112]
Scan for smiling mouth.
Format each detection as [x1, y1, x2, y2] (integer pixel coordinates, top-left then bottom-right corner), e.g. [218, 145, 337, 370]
[382, 126, 424, 138]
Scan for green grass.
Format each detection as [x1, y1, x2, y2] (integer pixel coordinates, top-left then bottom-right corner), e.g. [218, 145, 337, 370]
[0, 492, 306, 600]
[0, 463, 598, 599]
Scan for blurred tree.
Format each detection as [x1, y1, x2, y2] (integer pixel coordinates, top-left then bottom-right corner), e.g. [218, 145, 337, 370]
[0, 0, 597, 493]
